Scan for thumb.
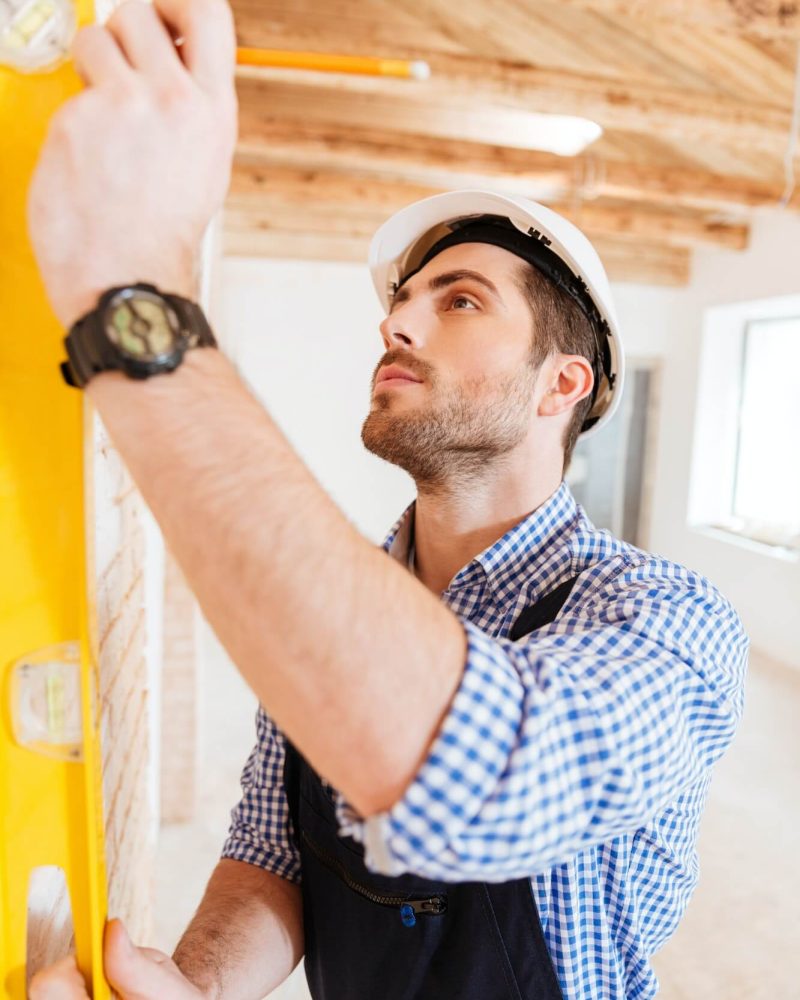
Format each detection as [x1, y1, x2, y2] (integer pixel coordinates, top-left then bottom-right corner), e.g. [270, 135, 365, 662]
[103, 920, 178, 1000]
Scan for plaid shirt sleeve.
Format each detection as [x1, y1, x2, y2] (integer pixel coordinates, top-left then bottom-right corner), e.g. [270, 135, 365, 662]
[221, 704, 302, 884]
[338, 558, 749, 882]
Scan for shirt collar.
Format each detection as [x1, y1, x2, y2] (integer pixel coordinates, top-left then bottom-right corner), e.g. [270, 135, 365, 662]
[384, 502, 416, 567]
[382, 481, 579, 597]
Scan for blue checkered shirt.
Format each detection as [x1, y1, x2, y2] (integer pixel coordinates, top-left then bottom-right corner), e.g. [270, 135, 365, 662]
[222, 482, 748, 999]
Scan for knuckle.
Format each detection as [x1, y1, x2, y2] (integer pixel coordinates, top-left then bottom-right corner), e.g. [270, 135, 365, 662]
[101, 71, 148, 109]
[124, 88, 154, 119]
[48, 102, 78, 138]
[158, 75, 196, 111]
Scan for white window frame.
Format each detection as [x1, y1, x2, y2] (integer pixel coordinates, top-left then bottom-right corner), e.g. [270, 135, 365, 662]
[688, 293, 800, 561]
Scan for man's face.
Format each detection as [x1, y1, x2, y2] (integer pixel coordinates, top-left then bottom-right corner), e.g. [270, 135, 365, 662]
[361, 242, 542, 486]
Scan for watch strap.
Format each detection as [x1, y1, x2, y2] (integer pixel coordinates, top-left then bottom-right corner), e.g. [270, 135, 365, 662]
[176, 295, 218, 350]
[61, 313, 119, 388]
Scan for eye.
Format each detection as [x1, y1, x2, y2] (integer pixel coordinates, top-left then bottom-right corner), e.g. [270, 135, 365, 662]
[449, 294, 478, 311]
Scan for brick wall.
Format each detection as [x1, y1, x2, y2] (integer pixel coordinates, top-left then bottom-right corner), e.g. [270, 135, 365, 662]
[92, 411, 158, 944]
[160, 554, 200, 824]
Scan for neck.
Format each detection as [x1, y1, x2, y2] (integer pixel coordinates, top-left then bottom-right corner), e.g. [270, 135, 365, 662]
[411, 453, 563, 595]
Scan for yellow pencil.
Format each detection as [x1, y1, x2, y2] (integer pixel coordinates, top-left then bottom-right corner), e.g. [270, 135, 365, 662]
[236, 47, 430, 80]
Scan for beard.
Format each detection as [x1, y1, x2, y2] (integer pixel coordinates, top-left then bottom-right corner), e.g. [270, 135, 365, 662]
[361, 350, 538, 490]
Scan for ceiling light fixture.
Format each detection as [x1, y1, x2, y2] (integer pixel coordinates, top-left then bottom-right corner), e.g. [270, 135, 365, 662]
[518, 112, 603, 156]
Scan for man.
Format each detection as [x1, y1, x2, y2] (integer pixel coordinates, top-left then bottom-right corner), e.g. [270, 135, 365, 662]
[27, 1, 748, 998]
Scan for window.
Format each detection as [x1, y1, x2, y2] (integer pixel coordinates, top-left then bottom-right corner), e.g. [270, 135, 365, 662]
[728, 317, 800, 547]
[689, 296, 800, 556]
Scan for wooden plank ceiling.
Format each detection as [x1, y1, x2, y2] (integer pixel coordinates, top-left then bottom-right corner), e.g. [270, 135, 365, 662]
[227, 0, 800, 285]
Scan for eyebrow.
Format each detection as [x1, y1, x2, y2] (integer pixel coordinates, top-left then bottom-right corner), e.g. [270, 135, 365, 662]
[389, 269, 503, 311]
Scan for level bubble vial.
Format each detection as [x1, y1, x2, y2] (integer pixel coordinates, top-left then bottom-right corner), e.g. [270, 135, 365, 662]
[0, 0, 76, 72]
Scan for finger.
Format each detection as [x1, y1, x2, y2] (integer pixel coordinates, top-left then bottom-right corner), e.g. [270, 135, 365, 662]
[105, 1, 186, 84]
[72, 24, 135, 88]
[151, 0, 236, 96]
[29, 956, 90, 999]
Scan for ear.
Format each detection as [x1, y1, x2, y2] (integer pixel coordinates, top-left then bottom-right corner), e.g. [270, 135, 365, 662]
[537, 354, 594, 418]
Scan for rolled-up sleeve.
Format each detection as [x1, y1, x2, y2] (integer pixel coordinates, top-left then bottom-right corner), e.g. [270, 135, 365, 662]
[221, 705, 302, 884]
[337, 562, 748, 882]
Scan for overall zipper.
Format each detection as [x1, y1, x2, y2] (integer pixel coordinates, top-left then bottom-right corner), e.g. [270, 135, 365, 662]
[301, 829, 447, 927]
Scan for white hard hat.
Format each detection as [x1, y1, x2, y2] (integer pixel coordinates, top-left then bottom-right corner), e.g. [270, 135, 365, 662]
[368, 190, 624, 438]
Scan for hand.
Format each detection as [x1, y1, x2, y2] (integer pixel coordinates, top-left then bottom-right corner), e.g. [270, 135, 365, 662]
[29, 919, 209, 1000]
[27, 0, 238, 329]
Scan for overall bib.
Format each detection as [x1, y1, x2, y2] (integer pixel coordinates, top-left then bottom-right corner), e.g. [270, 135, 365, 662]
[284, 576, 578, 1000]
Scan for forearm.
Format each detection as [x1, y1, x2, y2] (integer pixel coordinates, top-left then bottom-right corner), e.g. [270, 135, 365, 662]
[86, 349, 466, 816]
[173, 859, 303, 1000]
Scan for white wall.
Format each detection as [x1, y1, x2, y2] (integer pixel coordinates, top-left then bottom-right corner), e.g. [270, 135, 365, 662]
[216, 211, 800, 667]
[217, 258, 414, 544]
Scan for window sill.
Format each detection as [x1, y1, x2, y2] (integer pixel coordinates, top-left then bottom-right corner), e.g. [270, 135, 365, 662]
[691, 525, 800, 563]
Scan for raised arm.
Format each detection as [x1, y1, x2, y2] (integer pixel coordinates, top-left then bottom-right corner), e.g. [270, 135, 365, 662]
[27, 0, 466, 822]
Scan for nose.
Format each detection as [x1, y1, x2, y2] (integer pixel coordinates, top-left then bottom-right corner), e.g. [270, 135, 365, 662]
[379, 314, 413, 351]
[379, 296, 427, 351]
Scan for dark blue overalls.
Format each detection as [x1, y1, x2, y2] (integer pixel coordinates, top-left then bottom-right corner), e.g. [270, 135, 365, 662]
[284, 576, 578, 1000]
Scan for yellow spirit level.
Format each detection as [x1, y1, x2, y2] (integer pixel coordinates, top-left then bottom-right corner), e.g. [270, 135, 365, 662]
[0, 0, 110, 996]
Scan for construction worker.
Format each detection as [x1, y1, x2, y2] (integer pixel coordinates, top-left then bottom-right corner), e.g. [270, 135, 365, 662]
[27, 0, 748, 998]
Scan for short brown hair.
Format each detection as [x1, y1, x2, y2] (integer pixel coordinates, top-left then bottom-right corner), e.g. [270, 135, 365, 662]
[515, 261, 599, 474]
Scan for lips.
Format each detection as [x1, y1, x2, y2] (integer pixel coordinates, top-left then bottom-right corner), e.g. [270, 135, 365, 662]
[376, 364, 423, 386]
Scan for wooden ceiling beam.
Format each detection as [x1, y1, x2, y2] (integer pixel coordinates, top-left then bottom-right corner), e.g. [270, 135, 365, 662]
[558, 0, 800, 38]
[547, 200, 748, 249]
[236, 52, 794, 154]
[222, 210, 692, 286]
[227, 163, 749, 250]
[592, 237, 691, 286]
[234, 123, 798, 212]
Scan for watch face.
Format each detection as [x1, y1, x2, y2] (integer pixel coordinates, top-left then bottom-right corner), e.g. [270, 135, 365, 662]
[104, 288, 182, 362]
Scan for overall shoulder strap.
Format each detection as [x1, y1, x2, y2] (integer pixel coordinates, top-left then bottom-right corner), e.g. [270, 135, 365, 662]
[283, 737, 302, 838]
[509, 575, 580, 641]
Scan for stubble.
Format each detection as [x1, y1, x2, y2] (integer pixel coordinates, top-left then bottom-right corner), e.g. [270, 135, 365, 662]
[361, 351, 538, 490]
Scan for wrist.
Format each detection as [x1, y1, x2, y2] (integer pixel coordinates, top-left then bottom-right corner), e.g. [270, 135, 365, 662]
[61, 265, 200, 332]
